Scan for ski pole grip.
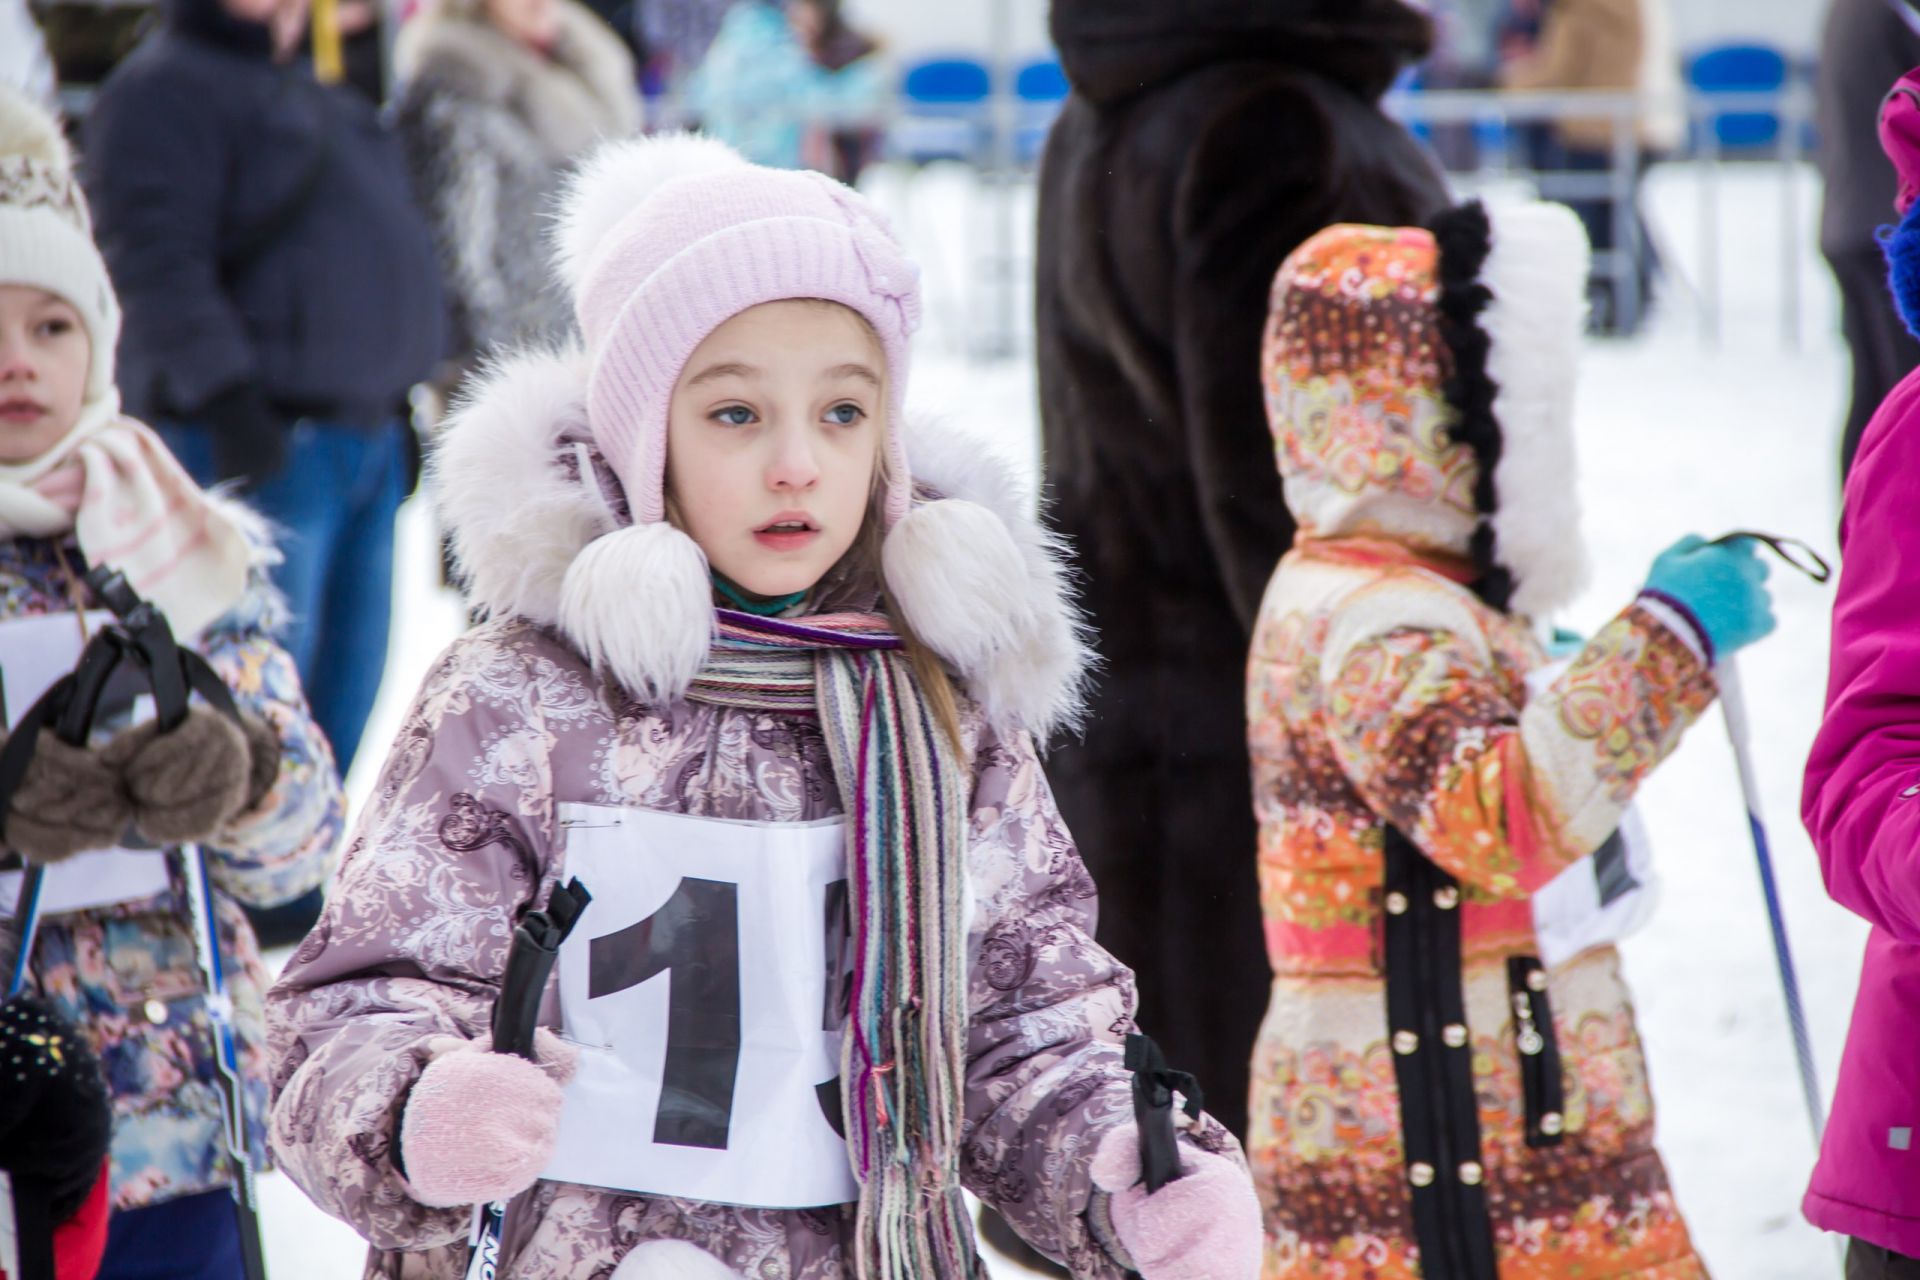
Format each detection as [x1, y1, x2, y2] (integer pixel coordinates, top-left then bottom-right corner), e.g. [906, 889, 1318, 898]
[490, 879, 591, 1060]
[1125, 1032, 1202, 1194]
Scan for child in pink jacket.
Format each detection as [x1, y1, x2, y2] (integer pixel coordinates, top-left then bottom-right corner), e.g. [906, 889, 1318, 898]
[1803, 67, 1920, 1279]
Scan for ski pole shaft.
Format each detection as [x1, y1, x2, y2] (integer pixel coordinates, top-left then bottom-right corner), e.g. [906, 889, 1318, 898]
[1717, 660, 1825, 1144]
[182, 844, 269, 1280]
[6, 863, 44, 999]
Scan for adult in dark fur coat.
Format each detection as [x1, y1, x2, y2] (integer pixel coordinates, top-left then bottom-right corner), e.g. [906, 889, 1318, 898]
[1035, 0, 1449, 1141]
[395, 0, 641, 391]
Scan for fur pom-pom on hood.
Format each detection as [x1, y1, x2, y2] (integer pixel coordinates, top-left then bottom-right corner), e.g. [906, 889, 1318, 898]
[430, 348, 1091, 741]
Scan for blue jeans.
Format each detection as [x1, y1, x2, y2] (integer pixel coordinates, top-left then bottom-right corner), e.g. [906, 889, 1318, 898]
[98, 1189, 243, 1280]
[160, 420, 402, 776]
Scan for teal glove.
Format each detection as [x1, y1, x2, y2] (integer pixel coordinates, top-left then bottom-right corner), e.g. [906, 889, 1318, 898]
[1640, 534, 1777, 660]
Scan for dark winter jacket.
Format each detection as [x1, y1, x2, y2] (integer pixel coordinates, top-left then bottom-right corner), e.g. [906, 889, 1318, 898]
[1817, 0, 1920, 257]
[84, 0, 445, 428]
[1033, 0, 1448, 1138]
[394, 0, 640, 380]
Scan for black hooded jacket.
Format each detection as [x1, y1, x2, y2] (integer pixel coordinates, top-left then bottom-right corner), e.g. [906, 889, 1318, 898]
[85, 0, 444, 428]
[1034, 0, 1448, 1140]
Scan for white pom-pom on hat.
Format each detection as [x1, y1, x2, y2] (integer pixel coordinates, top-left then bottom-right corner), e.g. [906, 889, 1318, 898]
[0, 84, 73, 174]
[556, 521, 715, 704]
[551, 133, 749, 298]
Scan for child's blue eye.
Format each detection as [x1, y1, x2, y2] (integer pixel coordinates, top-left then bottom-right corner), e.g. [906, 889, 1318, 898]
[712, 405, 756, 426]
[825, 403, 864, 426]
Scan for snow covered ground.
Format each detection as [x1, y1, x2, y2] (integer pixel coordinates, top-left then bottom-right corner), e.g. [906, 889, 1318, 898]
[262, 158, 1864, 1278]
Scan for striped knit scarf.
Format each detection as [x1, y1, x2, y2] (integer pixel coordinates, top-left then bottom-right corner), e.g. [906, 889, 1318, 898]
[687, 609, 981, 1279]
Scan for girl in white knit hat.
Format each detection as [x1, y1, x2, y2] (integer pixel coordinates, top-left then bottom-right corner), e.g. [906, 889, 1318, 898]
[0, 85, 343, 1280]
[264, 134, 1266, 1279]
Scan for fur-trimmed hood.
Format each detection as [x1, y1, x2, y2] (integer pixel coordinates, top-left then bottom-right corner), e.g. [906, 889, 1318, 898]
[429, 346, 1092, 741]
[1262, 200, 1591, 619]
[395, 0, 640, 159]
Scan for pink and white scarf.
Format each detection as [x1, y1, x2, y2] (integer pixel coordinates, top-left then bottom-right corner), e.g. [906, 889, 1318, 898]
[0, 395, 251, 637]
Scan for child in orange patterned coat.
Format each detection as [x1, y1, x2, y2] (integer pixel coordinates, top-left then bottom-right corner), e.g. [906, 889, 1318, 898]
[1242, 201, 1775, 1278]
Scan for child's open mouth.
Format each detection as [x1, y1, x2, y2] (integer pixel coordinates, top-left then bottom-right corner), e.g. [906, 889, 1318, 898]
[753, 513, 820, 551]
[0, 399, 45, 425]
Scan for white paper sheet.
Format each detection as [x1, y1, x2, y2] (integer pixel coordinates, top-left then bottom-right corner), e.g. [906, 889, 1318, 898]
[545, 804, 858, 1210]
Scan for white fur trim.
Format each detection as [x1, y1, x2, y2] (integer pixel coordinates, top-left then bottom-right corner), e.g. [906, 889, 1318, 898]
[430, 345, 610, 628]
[1479, 202, 1593, 618]
[890, 418, 1093, 740]
[551, 133, 747, 297]
[609, 1240, 745, 1280]
[558, 521, 713, 703]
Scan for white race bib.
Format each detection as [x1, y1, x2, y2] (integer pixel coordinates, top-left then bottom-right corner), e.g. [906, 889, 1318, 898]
[544, 804, 857, 1210]
[0, 612, 169, 918]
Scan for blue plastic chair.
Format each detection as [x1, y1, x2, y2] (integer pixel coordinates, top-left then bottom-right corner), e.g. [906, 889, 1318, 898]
[1014, 56, 1069, 166]
[902, 57, 992, 107]
[894, 56, 993, 164]
[1688, 43, 1788, 151]
[1015, 57, 1068, 104]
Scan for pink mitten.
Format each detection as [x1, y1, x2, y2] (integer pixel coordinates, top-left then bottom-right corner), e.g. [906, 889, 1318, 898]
[1090, 1127, 1262, 1280]
[398, 1030, 578, 1208]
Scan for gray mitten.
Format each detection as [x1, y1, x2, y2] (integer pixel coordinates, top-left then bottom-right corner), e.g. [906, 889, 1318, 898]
[100, 707, 252, 846]
[235, 711, 282, 820]
[7, 735, 135, 862]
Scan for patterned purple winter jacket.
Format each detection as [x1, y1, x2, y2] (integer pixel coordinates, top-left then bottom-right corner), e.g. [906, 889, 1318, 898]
[0, 520, 345, 1212]
[262, 346, 1238, 1279]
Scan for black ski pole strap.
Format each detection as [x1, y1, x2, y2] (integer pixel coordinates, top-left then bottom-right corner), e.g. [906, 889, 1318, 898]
[55, 629, 131, 746]
[1710, 530, 1832, 585]
[1124, 1032, 1202, 1194]
[492, 879, 593, 1060]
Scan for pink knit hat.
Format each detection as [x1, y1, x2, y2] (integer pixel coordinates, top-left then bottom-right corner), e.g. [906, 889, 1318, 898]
[1881, 69, 1920, 216]
[553, 135, 921, 527]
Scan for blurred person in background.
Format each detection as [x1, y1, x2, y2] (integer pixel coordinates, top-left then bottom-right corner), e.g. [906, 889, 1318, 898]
[685, 0, 880, 170]
[1818, 0, 1920, 481]
[1034, 0, 1447, 1166]
[395, 0, 640, 406]
[788, 0, 883, 184]
[84, 0, 444, 945]
[1499, 0, 1683, 335]
[637, 0, 731, 105]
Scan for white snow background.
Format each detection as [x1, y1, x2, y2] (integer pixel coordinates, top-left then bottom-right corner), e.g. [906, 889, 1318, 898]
[259, 158, 1863, 1278]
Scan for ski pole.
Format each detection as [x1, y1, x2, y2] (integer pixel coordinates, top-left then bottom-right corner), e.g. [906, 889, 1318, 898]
[464, 878, 592, 1280]
[6, 863, 44, 999]
[1716, 660, 1825, 1145]
[1708, 531, 1834, 1147]
[182, 842, 270, 1280]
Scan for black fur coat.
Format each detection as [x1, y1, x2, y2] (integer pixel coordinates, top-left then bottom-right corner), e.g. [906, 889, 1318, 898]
[1034, 0, 1450, 1138]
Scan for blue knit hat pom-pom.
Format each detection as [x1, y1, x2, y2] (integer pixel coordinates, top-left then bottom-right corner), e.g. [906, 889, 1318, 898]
[1882, 200, 1920, 339]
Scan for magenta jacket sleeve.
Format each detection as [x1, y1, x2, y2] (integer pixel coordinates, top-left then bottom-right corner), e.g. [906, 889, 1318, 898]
[1804, 372, 1920, 942]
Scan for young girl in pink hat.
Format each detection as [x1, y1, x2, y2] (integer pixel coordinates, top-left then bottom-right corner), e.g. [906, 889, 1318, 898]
[263, 134, 1264, 1279]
